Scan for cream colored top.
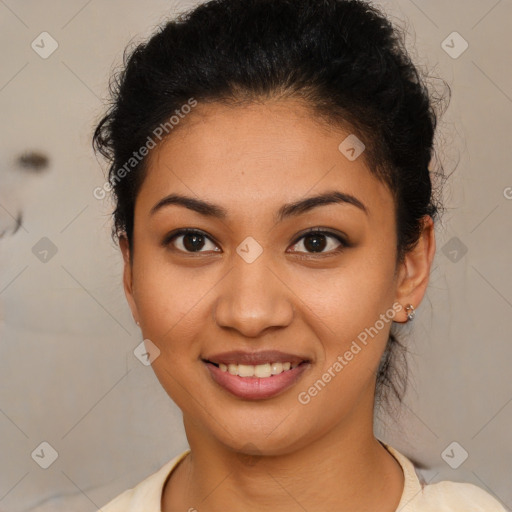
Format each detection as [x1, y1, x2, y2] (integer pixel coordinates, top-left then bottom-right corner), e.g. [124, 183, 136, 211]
[99, 443, 506, 511]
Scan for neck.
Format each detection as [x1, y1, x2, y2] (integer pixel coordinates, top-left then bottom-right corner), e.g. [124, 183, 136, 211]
[163, 411, 404, 512]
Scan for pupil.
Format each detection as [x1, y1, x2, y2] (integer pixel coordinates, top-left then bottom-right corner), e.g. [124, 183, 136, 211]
[304, 234, 326, 252]
[184, 233, 205, 251]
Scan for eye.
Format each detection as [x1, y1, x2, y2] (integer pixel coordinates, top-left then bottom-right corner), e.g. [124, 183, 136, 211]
[288, 228, 347, 255]
[163, 227, 348, 256]
[164, 229, 221, 253]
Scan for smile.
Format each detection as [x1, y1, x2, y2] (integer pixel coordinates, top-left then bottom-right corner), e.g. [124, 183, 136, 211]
[202, 350, 310, 400]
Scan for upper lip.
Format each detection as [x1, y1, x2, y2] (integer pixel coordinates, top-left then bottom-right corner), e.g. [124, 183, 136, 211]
[203, 350, 309, 366]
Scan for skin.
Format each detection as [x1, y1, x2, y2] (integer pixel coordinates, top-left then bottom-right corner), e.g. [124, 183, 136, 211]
[119, 98, 436, 512]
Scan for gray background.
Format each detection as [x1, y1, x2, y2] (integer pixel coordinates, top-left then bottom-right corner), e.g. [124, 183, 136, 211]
[0, 0, 510, 510]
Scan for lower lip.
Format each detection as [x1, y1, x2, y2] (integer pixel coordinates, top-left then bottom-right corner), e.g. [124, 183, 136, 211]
[204, 362, 309, 400]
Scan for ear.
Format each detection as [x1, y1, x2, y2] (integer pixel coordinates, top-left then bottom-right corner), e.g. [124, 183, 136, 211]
[119, 235, 139, 326]
[394, 215, 436, 323]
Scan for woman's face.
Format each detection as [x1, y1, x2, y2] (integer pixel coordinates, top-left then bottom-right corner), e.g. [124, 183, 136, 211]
[121, 99, 428, 455]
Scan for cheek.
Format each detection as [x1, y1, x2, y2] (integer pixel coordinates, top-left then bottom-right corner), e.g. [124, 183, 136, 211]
[294, 276, 397, 420]
[132, 251, 212, 358]
[298, 247, 397, 329]
[132, 256, 213, 411]
[296, 246, 398, 384]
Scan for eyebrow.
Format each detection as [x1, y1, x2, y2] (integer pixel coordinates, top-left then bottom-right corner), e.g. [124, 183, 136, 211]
[149, 190, 368, 220]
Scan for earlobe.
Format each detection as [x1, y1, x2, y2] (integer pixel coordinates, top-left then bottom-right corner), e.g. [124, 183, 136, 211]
[119, 235, 140, 325]
[394, 215, 436, 323]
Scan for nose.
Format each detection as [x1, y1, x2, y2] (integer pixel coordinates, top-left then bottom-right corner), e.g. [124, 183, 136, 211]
[213, 253, 294, 338]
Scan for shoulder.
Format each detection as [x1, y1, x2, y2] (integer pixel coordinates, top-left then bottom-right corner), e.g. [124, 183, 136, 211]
[100, 488, 135, 511]
[382, 442, 506, 512]
[99, 450, 190, 512]
[414, 479, 507, 511]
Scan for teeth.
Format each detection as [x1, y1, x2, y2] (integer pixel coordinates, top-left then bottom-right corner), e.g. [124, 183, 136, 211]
[238, 364, 255, 377]
[271, 362, 283, 375]
[254, 363, 271, 378]
[217, 361, 299, 377]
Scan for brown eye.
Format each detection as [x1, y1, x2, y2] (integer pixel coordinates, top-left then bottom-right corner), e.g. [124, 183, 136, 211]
[165, 229, 221, 253]
[303, 233, 328, 252]
[289, 229, 346, 255]
[182, 232, 206, 251]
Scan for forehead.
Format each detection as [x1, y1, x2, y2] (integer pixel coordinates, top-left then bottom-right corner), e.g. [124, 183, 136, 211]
[137, 99, 393, 219]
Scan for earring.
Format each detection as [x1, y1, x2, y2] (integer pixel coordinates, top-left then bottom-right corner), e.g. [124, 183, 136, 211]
[136, 320, 140, 326]
[405, 304, 415, 322]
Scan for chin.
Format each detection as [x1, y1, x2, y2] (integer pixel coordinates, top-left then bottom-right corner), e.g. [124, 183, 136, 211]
[199, 408, 317, 456]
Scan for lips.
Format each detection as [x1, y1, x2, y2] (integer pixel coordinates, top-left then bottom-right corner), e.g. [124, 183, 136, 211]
[202, 350, 311, 400]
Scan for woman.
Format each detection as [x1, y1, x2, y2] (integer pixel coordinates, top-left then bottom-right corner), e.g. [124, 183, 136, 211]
[93, 0, 506, 510]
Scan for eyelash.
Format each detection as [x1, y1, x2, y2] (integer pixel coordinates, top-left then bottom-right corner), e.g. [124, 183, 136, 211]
[163, 227, 349, 257]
